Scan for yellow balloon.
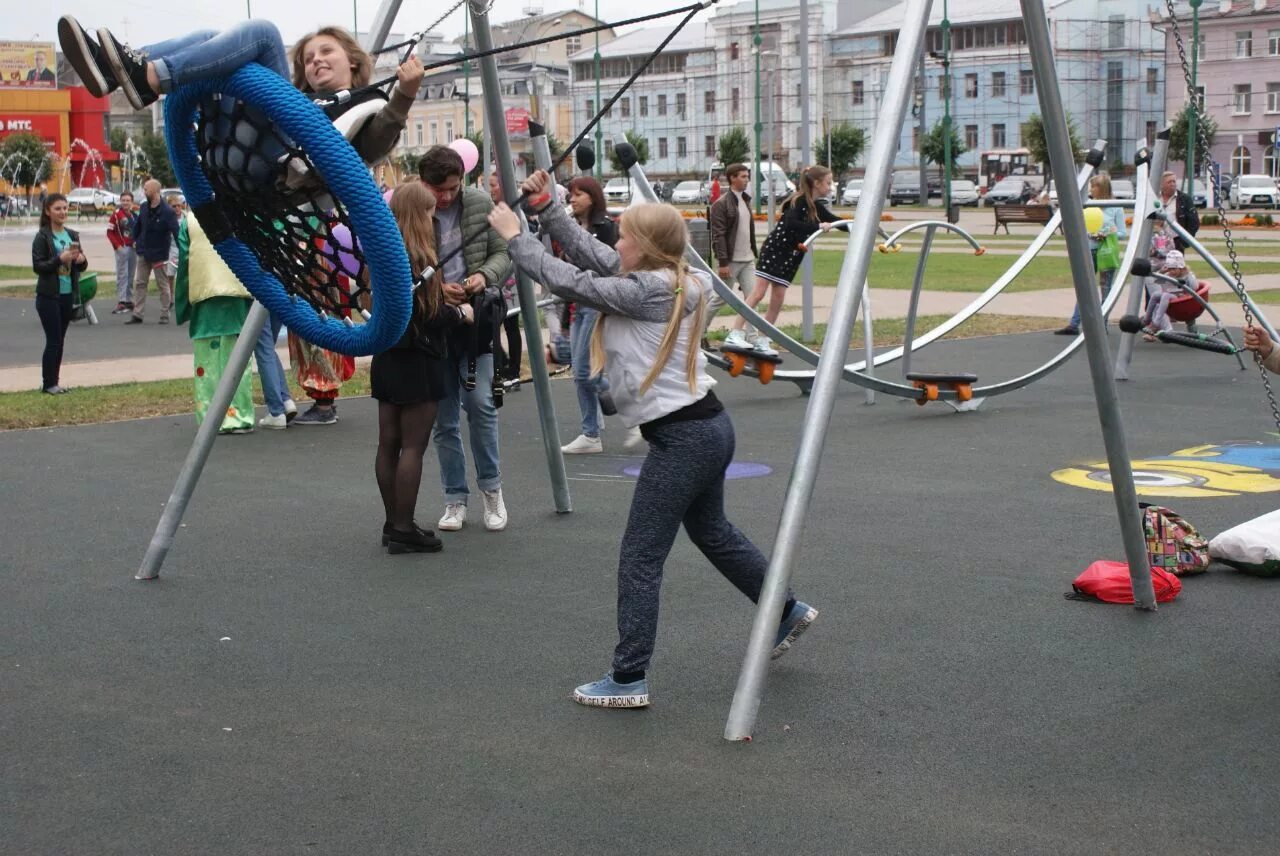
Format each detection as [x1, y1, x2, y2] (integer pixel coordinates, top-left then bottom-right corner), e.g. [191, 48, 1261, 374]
[1083, 207, 1104, 233]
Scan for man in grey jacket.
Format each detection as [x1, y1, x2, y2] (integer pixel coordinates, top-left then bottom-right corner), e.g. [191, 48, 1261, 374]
[419, 146, 511, 533]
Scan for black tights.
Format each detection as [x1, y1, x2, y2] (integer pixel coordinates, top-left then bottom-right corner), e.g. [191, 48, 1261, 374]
[375, 400, 439, 530]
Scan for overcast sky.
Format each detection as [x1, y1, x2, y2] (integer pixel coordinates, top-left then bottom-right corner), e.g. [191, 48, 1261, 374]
[16, 1, 712, 54]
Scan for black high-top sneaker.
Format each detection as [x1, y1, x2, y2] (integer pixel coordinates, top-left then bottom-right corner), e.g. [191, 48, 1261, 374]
[57, 16, 117, 98]
[96, 27, 158, 110]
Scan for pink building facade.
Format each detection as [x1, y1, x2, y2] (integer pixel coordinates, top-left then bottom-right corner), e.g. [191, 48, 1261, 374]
[1165, 0, 1280, 177]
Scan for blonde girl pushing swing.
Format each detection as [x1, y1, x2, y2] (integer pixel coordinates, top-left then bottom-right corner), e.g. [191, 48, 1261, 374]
[488, 170, 819, 709]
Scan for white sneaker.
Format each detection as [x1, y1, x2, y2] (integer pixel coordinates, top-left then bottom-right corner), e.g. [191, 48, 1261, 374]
[283, 398, 298, 422]
[482, 488, 508, 531]
[622, 426, 645, 449]
[438, 502, 467, 531]
[562, 434, 603, 454]
[723, 329, 748, 348]
[258, 412, 288, 430]
[752, 336, 778, 356]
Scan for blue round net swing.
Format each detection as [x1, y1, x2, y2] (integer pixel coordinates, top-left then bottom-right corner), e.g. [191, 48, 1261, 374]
[164, 62, 413, 356]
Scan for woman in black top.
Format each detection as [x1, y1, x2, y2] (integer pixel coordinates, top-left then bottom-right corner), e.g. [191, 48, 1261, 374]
[559, 175, 620, 454]
[727, 166, 839, 356]
[373, 181, 471, 554]
[31, 194, 88, 394]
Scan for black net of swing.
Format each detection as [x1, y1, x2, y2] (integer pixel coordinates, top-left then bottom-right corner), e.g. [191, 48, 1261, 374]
[196, 94, 372, 318]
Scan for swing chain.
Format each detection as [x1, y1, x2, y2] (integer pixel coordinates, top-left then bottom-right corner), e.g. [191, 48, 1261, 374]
[1165, 0, 1280, 432]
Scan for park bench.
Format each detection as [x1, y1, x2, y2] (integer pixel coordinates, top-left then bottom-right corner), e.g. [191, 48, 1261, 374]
[992, 203, 1053, 234]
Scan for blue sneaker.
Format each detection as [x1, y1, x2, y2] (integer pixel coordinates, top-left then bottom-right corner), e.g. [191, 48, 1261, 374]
[572, 673, 650, 708]
[772, 602, 819, 660]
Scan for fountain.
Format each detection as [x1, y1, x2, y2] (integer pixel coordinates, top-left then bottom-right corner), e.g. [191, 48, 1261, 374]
[67, 138, 108, 190]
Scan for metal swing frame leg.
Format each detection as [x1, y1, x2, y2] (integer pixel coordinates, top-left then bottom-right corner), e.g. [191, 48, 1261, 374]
[136, 301, 269, 580]
[723, 0, 1157, 743]
[469, 0, 572, 514]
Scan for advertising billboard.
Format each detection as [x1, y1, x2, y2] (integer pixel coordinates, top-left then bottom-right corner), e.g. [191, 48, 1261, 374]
[0, 41, 58, 90]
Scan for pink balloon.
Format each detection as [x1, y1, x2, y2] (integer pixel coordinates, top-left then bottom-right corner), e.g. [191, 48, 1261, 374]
[449, 138, 480, 173]
[328, 223, 362, 278]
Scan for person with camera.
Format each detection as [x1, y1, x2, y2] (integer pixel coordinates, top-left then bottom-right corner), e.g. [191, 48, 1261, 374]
[417, 146, 511, 533]
[32, 194, 88, 394]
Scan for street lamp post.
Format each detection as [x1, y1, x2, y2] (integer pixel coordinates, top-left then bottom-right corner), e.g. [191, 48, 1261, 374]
[464, 14, 472, 137]
[1187, 0, 1202, 200]
[594, 0, 603, 179]
[753, 1, 763, 214]
[942, 0, 952, 219]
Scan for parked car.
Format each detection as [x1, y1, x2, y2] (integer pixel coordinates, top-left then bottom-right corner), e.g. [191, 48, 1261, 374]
[66, 187, 117, 210]
[1111, 179, 1135, 200]
[841, 178, 864, 206]
[1230, 174, 1280, 209]
[603, 177, 636, 203]
[669, 180, 705, 205]
[984, 177, 1033, 205]
[1192, 179, 1207, 208]
[949, 180, 980, 206]
[889, 173, 921, 206]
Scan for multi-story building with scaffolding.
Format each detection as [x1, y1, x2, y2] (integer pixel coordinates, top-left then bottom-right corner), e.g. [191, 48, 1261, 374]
[568, 26, 719, 175]
[831, 0, 1165, 184]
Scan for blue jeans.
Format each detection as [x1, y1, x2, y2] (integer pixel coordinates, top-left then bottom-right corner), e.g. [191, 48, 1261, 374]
[147, 20, 290, 93]
[570, 306, 608, 438]
[1068, 249, 1100, 330]
[433, 352, 502, 504]
[253, 309, 291, 416]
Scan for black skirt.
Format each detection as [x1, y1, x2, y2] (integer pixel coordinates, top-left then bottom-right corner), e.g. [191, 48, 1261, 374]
[371, 348, 448, 404]
[755, 227, 805, 286]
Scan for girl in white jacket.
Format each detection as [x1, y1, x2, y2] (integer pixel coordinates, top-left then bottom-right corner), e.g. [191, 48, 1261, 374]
[488, 170, 818, 709]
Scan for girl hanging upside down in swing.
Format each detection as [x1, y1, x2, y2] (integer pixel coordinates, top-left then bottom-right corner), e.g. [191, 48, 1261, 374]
[57, 16, 423, 164]
[487, 170, 819, 710]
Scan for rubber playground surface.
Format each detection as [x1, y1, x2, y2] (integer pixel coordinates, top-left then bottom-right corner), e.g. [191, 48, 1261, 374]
[6, 330, 1280, 854]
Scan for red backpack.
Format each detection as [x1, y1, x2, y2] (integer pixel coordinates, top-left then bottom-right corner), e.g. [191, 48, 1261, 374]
[1067, 560, 1181, 604]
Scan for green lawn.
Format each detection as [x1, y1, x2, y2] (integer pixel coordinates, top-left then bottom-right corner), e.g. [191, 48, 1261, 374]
[803, 249, 1280, 292]
[0, 369, 373, 432]
[706, 313, 1057, 348]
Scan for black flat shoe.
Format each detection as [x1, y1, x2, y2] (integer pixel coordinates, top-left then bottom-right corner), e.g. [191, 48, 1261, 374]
[382, 522, 438, 548]
[386, 526, 443, 554]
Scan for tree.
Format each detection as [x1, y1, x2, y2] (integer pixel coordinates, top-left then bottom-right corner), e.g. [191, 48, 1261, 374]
[816, 123, 866, 178]
[109, 127, 129, 154]
[547, 133, 565, 159]
[1021, 112, 1084, 184]
[137, 131, 175, 186]
[608, 130, 649, 174]
[717, 127, 751, 166]
[465, 130, 484, 184]
[1169, 105, 1218, 172]
[920, 121, 967, 174]
[0, 133, 51, 190]
[397, 151, 424, 177]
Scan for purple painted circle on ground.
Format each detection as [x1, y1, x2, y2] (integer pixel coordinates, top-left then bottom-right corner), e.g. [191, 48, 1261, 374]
[622, 461, 772, 480]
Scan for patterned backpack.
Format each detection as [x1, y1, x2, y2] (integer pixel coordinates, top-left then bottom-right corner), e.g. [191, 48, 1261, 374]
[1142, 504, 1210, 576]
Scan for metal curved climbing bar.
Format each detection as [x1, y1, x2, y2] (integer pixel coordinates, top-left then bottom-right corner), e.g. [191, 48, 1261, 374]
[1166, 220, 1279, 343]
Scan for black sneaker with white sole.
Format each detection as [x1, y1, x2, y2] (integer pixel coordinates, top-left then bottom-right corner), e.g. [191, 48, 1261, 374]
[96, 27, 158, 110]
[57, 16, 117, 98]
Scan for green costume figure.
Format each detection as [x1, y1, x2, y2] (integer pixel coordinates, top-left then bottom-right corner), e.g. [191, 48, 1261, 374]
[174, 214, 256, 433]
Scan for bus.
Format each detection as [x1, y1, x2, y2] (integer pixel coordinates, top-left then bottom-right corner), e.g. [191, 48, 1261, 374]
[978, 148, 1040, 191]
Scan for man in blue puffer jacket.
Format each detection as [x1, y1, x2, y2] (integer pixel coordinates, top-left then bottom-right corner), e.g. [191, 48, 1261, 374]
[128, 179, 180, 324]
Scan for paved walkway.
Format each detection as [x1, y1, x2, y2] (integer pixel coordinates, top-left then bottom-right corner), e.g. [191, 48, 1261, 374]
[4, 280, 1272, 392]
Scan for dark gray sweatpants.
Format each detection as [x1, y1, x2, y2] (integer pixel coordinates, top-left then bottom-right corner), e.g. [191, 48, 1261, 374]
[612, 409, 787, 674]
